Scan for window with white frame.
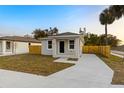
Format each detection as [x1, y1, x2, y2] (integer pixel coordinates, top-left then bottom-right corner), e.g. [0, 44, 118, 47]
[6, 41, 11, 50]
[69, 40, 74, 49]
[48, 40, 52, 49]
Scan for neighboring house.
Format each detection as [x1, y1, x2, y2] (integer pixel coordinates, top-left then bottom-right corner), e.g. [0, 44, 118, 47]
[41, 32, 84, 59]
[0, 36, 41, 55]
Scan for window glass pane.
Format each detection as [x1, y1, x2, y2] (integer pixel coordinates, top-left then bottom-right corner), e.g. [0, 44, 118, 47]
[69, 40, 74, 49]
[48, 45, 52, 49]
[69, 40, 74, 44]
[70, 45, 74, 49]
[6, 42, 11, 49]
[29, 43, 31, 46]
[48, 41, 52, 49]
[48, 41, 52, 44]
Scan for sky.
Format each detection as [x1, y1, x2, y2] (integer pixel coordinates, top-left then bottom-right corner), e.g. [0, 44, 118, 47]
[0, 5, 124, 43]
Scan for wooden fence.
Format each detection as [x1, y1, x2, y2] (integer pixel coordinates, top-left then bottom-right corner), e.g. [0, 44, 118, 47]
[82, 46, 110, 57]
[29, 45, 41, 54]
[29, 45, 110, 57]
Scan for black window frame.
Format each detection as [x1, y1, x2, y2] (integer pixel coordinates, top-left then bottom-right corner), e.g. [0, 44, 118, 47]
[69, 40, 75, 49]
[48, 40, 52, 49]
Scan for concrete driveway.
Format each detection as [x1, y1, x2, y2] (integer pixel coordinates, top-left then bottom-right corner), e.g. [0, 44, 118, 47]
[0, 54, 124, 88]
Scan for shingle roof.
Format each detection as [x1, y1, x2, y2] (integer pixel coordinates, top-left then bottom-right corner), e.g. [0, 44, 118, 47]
[53, 32, 79, 36]
[0, 36, 41, 43]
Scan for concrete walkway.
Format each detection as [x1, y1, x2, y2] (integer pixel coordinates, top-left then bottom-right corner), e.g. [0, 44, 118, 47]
[0, 54, 123, 88]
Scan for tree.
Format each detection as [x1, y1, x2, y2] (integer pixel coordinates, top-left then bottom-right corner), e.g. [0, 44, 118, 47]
[32, 27, 59, 39]
[48, 27, 53, 35]
[32, 29, 47, 39]
[84, 33, 121, 47]
[99, 34, 121, 47]
[84, 33, 99, 45]
[109, 5, 124, 20]
[48, 27, 58, 35]
[52, 27, 58, 34]
[99, 8, 115, 45]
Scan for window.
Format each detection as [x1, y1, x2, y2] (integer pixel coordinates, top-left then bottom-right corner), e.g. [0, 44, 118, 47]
[69, 40, 75, 49]
[6, 41, 11, 50]
[48, 40, 52, 49]
[29, 43, 31, 46]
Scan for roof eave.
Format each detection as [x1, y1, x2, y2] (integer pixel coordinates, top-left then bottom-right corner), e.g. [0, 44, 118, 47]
[0, 39, 41, 43]
[49, 35, 80, 38]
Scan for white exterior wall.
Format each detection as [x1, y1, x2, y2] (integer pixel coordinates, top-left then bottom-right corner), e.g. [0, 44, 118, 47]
[75, 38, 80, 58]
[80, 39, 84, 57]
[53, 38, 82, 58]
[41, 40, 52, 55]
[54, 39, 76, 58]
[41, 37, 84, 58]
[0, 40, 39, 55]
[53, 39, 57, 57]
[14, 42, 29, 54]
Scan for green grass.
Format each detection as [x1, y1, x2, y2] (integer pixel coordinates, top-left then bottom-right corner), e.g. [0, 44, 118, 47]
[98, 55, 124, 85]
[0, 54, 74, 76]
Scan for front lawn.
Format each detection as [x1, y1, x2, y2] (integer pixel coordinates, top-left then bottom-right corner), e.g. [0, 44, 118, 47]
[98, 55, 124, 85]
[0, 54, 74, 76]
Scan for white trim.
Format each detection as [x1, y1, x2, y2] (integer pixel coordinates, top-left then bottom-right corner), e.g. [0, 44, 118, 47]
[47, 40, 52, 50]
[68, 39, 75, 51]
[58, 40, 65, 54]
[49, 35, 80, 38]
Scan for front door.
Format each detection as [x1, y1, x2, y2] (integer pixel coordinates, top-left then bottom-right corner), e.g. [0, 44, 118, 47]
[59, 41, 64, 53]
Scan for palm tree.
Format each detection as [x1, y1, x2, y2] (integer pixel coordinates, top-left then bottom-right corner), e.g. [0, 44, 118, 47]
[109, 5, 124, 20]
[53, 27, 58, 35]
[99, 8, 115, 45]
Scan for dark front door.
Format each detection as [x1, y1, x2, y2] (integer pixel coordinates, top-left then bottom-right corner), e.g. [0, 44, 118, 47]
[59, 41, 64, 53]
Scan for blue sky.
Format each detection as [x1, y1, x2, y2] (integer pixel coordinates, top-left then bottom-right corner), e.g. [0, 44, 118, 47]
[0, 5, 105, 34]
[0, 5, 124, 42]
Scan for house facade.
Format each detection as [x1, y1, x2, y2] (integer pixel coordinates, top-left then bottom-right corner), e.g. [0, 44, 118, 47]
[41, 32, 84, 59]
[0, 36, 41, 55]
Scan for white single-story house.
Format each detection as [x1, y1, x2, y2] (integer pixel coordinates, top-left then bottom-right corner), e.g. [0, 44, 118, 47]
[0, 36, 41, 55]
[41, 32, 84, 59]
